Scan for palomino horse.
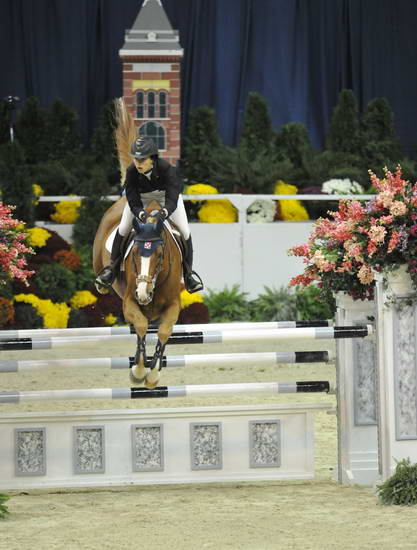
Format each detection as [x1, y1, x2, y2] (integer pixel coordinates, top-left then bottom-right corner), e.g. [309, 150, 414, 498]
[93, 197, 182, 388]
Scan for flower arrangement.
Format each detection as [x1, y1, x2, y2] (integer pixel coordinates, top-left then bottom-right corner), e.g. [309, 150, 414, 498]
[186, 183, 218, 200]
[54, 249, 81, 270]
[25, 227, 52, 248]
[0, 203, 34, 286]
[0, 297, 14, 327]
[247, 199, 276, 223]
[197, 199, 237, 223]
[50, 198, 81, 224]
[32, 184, 44, 205]
[104, 313, 117, 326]
[14, 293, 71, 328]
[321, 178, 364, 195]
[70, 290, 97, 309]
[289, 166, 417, 301]
[180, 288, 204, 309]
[274, 180, 309, 221]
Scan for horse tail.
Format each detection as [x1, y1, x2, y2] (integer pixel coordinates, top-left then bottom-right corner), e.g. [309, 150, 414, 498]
[113, 97, 136, 185]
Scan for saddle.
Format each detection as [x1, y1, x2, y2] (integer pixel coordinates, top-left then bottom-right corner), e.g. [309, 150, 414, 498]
[105, 220, 184, 272]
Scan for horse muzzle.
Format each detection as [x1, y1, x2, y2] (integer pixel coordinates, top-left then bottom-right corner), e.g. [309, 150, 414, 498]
[135, 275, 155, 305]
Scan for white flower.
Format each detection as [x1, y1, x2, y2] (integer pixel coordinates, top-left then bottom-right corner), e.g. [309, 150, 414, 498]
[321, 178, 364, 195]
[247, 199, 276, 223]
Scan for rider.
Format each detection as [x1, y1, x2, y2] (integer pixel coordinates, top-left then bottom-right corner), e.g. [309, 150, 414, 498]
[95, 136, 204, 293]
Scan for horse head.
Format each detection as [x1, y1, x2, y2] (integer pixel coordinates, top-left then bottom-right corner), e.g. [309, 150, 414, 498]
[131, 212, 165, 305]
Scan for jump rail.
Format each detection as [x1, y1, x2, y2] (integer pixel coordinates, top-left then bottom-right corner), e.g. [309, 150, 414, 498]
[0, 325, 373, 351]
[0, 350, 332, 373]
[0, 320, 331, 340]
[0, 380, 331, 403]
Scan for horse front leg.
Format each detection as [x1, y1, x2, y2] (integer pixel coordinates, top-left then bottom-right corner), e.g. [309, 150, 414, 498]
[146, 299, 181, 389]
[123, 296, 149, 385]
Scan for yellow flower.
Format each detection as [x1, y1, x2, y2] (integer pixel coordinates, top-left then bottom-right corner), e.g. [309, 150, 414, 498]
[26, 227, 52, 247]
[274, 180, 309, 221]
[32, 184, 44, 197]
[180, 289, 203, 309]
[51, 199, 81, 224]
[197, 200, 237, 223]
[274, 180, 298, 195]
[14, 293, 70, 328]
[186, 184, 218, 195]
[104, 313, 117, 326]
[70, 290, 97, 309]
[186, 184, 218, 204]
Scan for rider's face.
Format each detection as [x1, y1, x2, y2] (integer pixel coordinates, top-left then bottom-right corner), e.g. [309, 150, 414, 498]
[134, 156, 153, 174]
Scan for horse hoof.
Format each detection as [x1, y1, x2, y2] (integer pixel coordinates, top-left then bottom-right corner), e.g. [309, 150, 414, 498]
[129, 369, 148, 385]
[145, 370, 160, 389]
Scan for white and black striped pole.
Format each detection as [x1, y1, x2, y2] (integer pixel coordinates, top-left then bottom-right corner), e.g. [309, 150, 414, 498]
[0, 320, 331, 340]
[0, 380, 331, 403]
[0, 325, 373, 351]
[0, 350, 332, 373]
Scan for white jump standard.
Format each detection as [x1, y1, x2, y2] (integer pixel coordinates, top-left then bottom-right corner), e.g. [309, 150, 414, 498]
[0, 325, 373, 351]
[0, 350, 332, 373]
[0, 320, 331, 340]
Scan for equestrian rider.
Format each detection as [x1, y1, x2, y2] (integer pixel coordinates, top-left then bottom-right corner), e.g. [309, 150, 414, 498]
[95, 136, 204, 293]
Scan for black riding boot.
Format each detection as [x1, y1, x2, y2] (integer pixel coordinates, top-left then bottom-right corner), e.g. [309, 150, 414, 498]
[95, 230, 124, 288]
[183, 236, 203, 293]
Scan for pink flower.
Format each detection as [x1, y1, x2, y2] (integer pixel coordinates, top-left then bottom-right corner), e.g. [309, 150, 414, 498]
[368, 225, 386, 243]
[357, 264, 374, 285]
[387, 232, 400, 253]
[389, 201, 407, 216]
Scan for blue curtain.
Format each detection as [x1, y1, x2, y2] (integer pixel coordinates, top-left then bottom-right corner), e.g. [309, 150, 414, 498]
[1, 0, 416, 152]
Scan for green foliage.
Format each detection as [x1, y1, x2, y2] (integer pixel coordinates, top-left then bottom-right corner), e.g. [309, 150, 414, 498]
[240, 92, 275, 155]
[204, 285, 251, 322]
[16, 96, 49, 164]
[377, 458, 417, 506]
[210, 146, 294, 193]
[275, 122, 313, 165]
[30, 160, 77, 195]
[73, 245, 95, 291]
[46, 98, 82, 161]
[35, 263, 77, 302]
[0, 100, 10, 145]
[90, 101, 120, 189]
[0, 493, 10, 519]
[182, 106, 222, 185]
[72, 195, 112, 250]
[0, 141, 35, 225]
[326, 89, 362, 156]
[361, 97, 402, 165]
[249, 286, 297, 321]
[295, 285, 335, 321]
[305, 150, 367, 188]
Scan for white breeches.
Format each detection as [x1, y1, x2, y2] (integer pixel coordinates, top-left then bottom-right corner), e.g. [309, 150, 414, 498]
[118, 195, 190, 240]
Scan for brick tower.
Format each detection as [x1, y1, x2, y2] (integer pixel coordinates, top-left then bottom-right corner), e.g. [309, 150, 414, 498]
[119, 0, 183, 165]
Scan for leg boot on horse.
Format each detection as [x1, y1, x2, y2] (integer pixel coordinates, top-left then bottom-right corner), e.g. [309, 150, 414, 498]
[183, 236, 203, 293]
[95, 230, 124, 291]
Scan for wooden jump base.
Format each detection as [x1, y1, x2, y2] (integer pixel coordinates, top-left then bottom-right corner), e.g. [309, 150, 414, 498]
[0, 380, 331, 404]
[0, 403, 334, 490]
[0, 325, 372, 351]
[0, 350, 332, 373]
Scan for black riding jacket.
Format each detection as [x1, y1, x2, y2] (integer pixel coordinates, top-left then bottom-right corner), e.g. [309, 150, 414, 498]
[124, 158, 182, 217]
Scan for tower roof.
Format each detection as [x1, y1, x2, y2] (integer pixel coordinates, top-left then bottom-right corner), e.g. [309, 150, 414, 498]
[119, 0, 183, 57]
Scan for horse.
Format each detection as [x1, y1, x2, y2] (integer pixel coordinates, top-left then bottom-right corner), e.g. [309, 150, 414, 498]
[93, 197, 182, 389]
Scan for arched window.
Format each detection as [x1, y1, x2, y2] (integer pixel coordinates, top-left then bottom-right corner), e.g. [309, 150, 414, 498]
[148, 92, 156, 118]
[136, 91, 144, 119]
[159, 91, 167, 118]
[139, 122, 166, 150]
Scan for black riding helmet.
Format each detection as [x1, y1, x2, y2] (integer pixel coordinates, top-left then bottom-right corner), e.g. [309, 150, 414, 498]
[130, 137, 158, 159]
